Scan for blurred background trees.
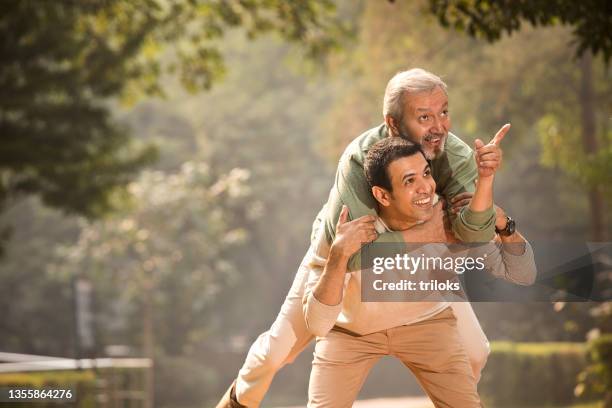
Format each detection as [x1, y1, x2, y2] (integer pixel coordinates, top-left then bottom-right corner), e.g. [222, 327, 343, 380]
[0, 0, 610, 407]
[0, 0, 345, 223]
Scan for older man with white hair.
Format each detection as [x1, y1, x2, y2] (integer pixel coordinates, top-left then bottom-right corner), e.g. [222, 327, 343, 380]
[216, 68, 511, 408]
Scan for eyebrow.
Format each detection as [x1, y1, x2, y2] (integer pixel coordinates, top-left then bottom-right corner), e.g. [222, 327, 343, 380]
[401, 163, 431, 183]
[401, 172, 416, 183]
[415, 103, 448, 112]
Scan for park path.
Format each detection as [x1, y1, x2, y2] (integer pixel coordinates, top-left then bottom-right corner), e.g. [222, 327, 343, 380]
[275, 396, 433, 407]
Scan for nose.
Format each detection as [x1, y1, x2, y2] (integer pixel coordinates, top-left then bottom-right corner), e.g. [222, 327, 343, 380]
[416, 177, 433, 194]
[430, 115, 441, 133]
[431, 114, 448, 134]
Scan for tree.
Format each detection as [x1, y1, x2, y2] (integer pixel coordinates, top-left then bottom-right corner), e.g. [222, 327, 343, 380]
[1, 18, 338, 404]
[59, 163, 254, 352]
[0, 0, 348, 222]
[426, 0, 612, 62]
[112, 34, 336, 404]
[56, 162, 255, 407]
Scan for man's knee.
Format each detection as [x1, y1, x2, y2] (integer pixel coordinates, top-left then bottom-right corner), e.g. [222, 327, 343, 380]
[264, 349, 288, 371]
[250, 330, 295, 371]
[469, 340, 490, 380]
[253, 319, 311, 370]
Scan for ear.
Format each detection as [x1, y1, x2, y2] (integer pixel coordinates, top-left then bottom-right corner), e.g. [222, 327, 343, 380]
[372, 186, 392, 207]
[384, 115, 399, 137]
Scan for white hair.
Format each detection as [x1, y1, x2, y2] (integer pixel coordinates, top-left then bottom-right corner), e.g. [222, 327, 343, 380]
[383, 68, 448, 121]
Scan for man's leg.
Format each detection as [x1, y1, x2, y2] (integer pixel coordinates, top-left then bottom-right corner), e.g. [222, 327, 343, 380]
[450, 302, 490, 382]
[308, 328, 385, 408]
[218, 206, 328, 407]
[234, 247, 317, 406]
[390, 307, 481, 408]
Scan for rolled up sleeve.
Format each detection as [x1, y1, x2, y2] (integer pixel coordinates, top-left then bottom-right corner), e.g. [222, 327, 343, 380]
[304, 292, 343, 337]
[479, 241, 537, 286]
[302, 229, 346, 337]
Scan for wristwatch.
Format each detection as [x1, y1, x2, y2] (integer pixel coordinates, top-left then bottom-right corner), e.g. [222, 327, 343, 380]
[495, 215, 516, 236]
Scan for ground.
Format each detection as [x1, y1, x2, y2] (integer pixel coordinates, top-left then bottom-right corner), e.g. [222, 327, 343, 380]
[275, 396, 433, 408]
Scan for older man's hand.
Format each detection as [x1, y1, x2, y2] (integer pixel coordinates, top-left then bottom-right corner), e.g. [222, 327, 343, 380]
[449, 191, 473, 214]
[474, 123, 510, 178]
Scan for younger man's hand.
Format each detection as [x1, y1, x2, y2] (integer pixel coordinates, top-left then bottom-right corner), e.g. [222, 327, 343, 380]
[331, 205, 377, 259]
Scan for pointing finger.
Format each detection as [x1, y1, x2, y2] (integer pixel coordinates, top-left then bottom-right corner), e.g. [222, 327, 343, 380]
[491, 123, 511, 146]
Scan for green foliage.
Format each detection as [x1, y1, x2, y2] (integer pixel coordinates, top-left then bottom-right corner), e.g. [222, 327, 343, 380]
[491, 341, 586, 355]
[576, 335, 612, 403]
[0, 1, 159, 218]
[427, 0, 612, 62]
[160, 32, 335, 337]
[56, 162, 255, 354]
[0, 368, 146, 408]
[0, 370, 95, 386]
[480, 341, 591, 407]
[537, 105, 612, 199]
[1, 24, 334, 402]
[0, 0, 348, 221]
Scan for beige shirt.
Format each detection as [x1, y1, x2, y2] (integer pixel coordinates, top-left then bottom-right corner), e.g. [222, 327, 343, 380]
[302, 209, 536, 337]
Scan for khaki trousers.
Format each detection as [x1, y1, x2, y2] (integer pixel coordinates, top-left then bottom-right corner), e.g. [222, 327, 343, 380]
[308, 307, 482, 408]
[236, 211, 489, 407]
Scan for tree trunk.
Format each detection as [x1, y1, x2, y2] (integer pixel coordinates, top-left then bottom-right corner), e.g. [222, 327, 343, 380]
[579, 52, 607, 241]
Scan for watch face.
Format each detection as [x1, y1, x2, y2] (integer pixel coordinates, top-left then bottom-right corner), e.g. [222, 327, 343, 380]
[506, 218, 516, 235]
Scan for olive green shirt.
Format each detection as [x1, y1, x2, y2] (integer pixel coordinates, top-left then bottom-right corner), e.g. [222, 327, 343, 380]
[323, 124, 496, 251]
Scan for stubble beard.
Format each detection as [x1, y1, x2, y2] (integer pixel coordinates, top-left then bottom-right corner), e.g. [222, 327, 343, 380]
[397, 122, 446, 161]
[421, 132, 446, 160]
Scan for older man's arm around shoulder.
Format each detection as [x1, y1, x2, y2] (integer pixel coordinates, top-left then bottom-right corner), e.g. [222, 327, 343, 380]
[303, 205, 377, 337]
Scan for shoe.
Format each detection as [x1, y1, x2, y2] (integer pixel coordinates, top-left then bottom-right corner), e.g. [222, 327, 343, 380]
[215, 380, 247, 408]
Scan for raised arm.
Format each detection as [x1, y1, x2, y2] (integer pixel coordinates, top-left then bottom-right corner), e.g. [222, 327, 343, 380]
[467, 124, 537, 285]
[304, 206, 377, 337]
[468, 124, 511, 212]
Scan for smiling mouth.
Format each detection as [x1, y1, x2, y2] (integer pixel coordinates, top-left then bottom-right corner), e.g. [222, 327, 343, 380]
[413, 196, 432, 208]
[423, 134, 444, 145]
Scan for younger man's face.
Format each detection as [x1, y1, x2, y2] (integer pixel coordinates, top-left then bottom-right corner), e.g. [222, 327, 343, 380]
[385, 153, 436, 223]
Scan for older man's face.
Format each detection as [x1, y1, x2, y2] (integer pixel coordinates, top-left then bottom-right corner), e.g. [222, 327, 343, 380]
[397, 86, 450, 160]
